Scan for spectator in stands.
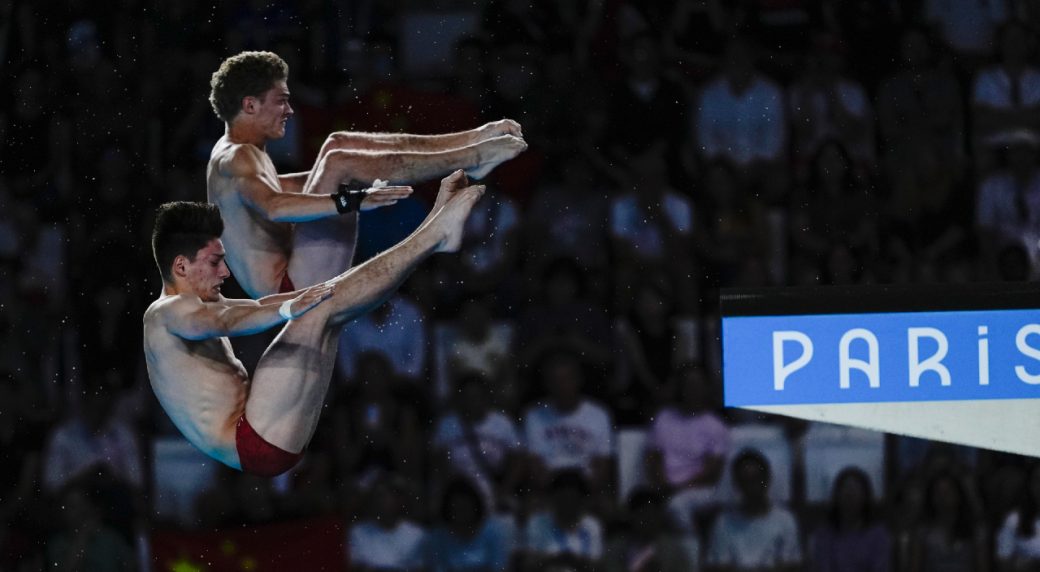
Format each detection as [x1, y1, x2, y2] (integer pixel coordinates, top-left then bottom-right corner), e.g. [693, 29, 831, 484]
[706, 449, 803, 572]
[608, 142, 696, 314]
[695, 37, 787, 200]
[892, 476, 927, 572]
[425, 477, 518, 572]
[194, 469, 285, 527]
[522, 158, 611, 292]
[41, 382, 143, 494]
[446, 294, 517, 411]
[878, 28, 966, 228]
[0, 372, 47, 571]
[924, 0, 1008, 68]
[523, 348, 614, 492]
[972, 22, 1040, 160]
[337, 292, 428, 385]
[818, 1, 902, 89]
[605, 488, 694, 572]
[349, 475, 428, 572]
[614, 279, 697, 424]
[603, 31, 689, 168]
[788, 38, 875, 177]
[908, 472, 989, 572]
[522, 469, 605, 572]
[435, 190, 522, 304]
[516, 257, 612, 374]
[694, 160, 771, 287]
[789, 140, 880, 279]
[810, 467, 893, 572]
[45, 483, 135, 572]
[995, 463, 1040, 570]
[975, 130, 1040, 268]
[338, 351, 422, 481]
[432, 373, 526, 510]
[663, 0, 728, 80]
[645, 362, 730, 534]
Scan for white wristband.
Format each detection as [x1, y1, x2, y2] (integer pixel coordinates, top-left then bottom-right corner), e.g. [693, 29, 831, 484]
[278, 299, 293, 321]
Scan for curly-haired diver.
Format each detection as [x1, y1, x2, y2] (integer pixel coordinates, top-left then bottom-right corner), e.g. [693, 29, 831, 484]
[206, 50, 526, 297]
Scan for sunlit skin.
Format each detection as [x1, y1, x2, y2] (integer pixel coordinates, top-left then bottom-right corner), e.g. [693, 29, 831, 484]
[177, 239, 231, 303]
[145, 172, 486, 472]
[207, 54, 526, 299]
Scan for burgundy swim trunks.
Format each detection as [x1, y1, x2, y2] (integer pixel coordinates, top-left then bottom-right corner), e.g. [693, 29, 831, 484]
[235, 414, 302, 477]
[279, 273, 296, 294]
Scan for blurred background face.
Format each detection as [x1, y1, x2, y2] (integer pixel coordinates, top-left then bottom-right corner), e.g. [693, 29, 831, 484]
[491, 44, 535, 101]
[81, 390, 114, 434]
[901, 31, 931, 70]
[1001, 25, 1029, 65]
[357, 352, 393, 400]
[545, 355, 582, 409]
[631, 146, 670, 195]
[372, 482, 404, 524]
[676, 366, 710, 411]
[735, 456, 770, 504]
[836, 473, 868, 520]
[703, 163, 737, 209]
[460, 297, 492, 339]
[624, 35, 661, 80]
[629, 500, 665, 539]
[61, 487, 98, 529]
[446, 488, 482, 536]
[816, 143, 851, 193]
[544, 264, 580, 305]
[724, 40, 755, 86]
[930, 477, 961, 519]
[459, 379, 489, 421]
[1028, 466, 1040, 504]
[634, 283, 668, 325]
[552, 483, 585, 527]
[1007, 143, 1037, 175]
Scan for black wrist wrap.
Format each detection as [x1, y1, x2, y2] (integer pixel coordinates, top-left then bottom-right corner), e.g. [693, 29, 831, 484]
[332, 184, 366, 214]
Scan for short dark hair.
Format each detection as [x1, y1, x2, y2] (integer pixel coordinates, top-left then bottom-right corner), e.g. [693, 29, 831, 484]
[549, 469, 590, 496]
[209, 51, 288, 122]
[827, 466, 876, 528]
[152, 202, 223, 282]
[626, 486, 667, 512]
[733, 448, 771, 480]
[440, 477, 487, 524]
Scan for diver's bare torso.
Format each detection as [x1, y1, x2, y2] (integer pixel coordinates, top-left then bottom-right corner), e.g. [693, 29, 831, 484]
[207, 135, 292, 297]
[143, 294, 249, 467]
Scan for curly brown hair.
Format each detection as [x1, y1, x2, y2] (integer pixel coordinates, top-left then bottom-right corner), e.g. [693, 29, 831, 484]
[209, 51, 288, 122]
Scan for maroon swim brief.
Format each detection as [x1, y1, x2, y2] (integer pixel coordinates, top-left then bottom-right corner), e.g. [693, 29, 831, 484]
[235, 414, 302, 477]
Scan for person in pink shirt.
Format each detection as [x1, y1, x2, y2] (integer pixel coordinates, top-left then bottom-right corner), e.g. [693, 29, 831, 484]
[644, 362, 731, 533]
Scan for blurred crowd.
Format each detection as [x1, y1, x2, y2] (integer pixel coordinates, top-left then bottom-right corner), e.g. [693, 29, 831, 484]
[5, 0, 1040, 570]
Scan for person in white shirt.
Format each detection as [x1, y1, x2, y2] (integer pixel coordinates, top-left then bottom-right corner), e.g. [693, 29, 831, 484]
[695, 37, 787, 196]
[788, 45, 875, 176]
[42, 386, 143, 493]
[522, 469, 604, 572]
[996, 463, 1040, 570]
[925, 0, 1007, 62]
[975, 131, 1040, 271]
[523, 349, 614, 491]
[972, 22, 1040, 150]
[336, 293, 428, 384]
[706, 449, 803, 572]
[608, 142, 696, 315]
[348, 476, 428, 572]
[432, 373, 525, 509]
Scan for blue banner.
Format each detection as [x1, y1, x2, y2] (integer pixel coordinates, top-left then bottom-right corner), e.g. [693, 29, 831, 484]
[723, 308, 1040, 407]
